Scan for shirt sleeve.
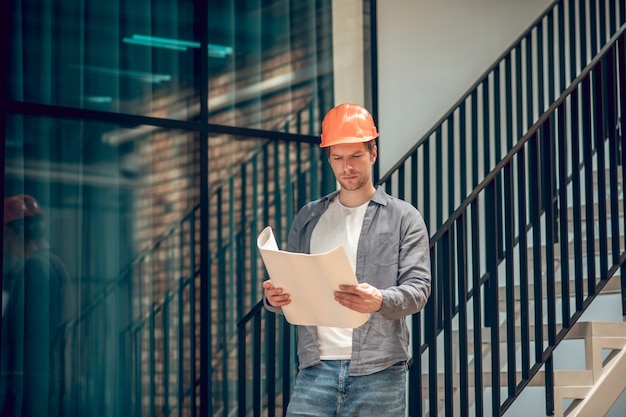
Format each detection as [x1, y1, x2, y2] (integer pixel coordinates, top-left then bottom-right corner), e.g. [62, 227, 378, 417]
[377, 208, 431, 320]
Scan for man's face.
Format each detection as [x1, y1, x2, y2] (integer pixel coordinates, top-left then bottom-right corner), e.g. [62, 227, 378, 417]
[327, 142, 377, 192]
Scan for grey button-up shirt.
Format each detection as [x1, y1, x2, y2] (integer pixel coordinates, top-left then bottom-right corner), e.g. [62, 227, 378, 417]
[264, 187, 431, 376]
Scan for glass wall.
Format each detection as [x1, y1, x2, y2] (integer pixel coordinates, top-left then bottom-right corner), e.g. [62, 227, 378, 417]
[2, 0, 335, 416]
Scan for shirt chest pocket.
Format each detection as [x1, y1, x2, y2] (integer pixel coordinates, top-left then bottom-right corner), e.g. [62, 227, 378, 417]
[371, 232, 399, 267]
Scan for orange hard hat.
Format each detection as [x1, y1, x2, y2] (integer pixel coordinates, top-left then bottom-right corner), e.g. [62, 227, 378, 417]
[4, 194, 44, 224]
[320, 103, 379, 148]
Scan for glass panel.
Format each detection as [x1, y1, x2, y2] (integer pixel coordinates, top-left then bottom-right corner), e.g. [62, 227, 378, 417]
[2, 114, 199, 416]
[9, 0, 335, 132]
[8, 0, 198, 119]
[207, 0, 334, 131]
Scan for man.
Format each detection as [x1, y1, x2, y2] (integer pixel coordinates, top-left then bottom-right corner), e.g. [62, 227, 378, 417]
[1, 194, 73, 417]
[263, 103, 431, 416]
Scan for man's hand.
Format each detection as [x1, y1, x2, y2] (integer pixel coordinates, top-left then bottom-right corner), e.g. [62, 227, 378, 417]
[334, 283, 383, 313]
[263, 280, 291, 307]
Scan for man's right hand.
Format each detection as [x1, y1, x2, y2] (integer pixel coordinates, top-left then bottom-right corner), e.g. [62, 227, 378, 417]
[263, 280, 291, 307]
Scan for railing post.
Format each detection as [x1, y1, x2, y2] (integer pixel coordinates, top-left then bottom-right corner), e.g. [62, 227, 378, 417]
[425, 245, 439, 417]
[485, 180, 500, 414]
[619, 33, 626, 316]
[470, 200, 484, 416]
[441, 231, 454, 417]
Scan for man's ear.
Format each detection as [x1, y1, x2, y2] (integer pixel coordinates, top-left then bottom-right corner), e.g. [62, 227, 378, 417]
[371, 145, 378, 162]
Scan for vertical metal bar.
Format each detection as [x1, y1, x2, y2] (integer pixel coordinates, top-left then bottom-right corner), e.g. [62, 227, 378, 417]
[503, 161, 517, 398]
[189, 212, 197, 417]
[265, 311, 276, 414]
[570, 89, 585, 311]
[590, 0, 598, 57]
[441, 232, 454, 417]
[594, 58, 609, 282]
[582, 76, 597, 295]
[249, 156, 259, 302]
[424, 141, 431, 233]
[263, 145, 270, 231]
[526, 33, 534, 131]
[482, 78, 491, 178]
[493, 65, 505, 265]
[274, 142, 283, 240]
[494, 64, 501, 160]
[541, 118, 557, 417]
[426, 246, 438, 417]
[456, 215, 469, 417]
[409, 311, 423, 416]
[163, 296, 170, 416]
[542, 118, 557, 341]
[411, 151, 418, 208]
[557, 103, 571, 327]
[239, 165, 247, 319]
[569, 0, 578, 83]
[197, 0, 211, 413]
[229, 176, 236, 351]
[505, 55, 514, 150]
[217, 186, 228, 416]
[608, 0, 616, 34]
[398, 164, 406, 201]
[537, 18, 546, 114]
[605, 45, 620, 266]
[284, 139, 294, 228]
[470, 200, 484, 416]
[528, 132, 543, 363]
[516, 147, 530, 379]
[558, 1, 567, 92]
[281, 321, 291, 417]
[472, 91, 480, 188]
[436, 127, 443, 228]
[547, 8, 555, 105]
[599, 0, 606, 44]
[134, 328, 142, 417]
[515, 45, 524, 140]
[370, 0, 379, 184]
[579, 0, 588, 71]
[178, 227, 185, 416]
[237, 325, 247, 417]
[448, 115, 455, 217]
[459, 101, 467, 200]
[485, 180, 501, 415]
[150, 313, 156, 417]
[254, 315, 262, 417]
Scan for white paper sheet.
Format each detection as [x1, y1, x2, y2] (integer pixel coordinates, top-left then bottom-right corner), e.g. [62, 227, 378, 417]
[257, 226, 370, 328]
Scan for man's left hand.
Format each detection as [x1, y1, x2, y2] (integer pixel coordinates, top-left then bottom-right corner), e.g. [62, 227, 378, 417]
[334, 283, 383, 313]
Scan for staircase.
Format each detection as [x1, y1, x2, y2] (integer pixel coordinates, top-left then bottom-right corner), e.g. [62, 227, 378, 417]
[553, 321, 626, 417]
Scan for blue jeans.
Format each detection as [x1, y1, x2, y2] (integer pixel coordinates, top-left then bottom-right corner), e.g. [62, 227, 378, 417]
[286, 360, 407, 417]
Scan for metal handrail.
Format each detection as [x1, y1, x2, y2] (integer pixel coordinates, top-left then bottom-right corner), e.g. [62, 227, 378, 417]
[415, 26, 626, 416]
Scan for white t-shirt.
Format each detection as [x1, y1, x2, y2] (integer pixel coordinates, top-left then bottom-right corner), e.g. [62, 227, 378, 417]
[310, 196, 368, 359]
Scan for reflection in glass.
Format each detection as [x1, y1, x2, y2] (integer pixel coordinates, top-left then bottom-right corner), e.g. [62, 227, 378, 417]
[2, 115, 198, 416]
[4, 0, 336, 414]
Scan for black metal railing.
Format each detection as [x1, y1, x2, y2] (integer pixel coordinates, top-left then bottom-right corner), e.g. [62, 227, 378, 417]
[122, 135, 325, 416]
[412, 26, 626, 416]
[379, 0, 626, 235]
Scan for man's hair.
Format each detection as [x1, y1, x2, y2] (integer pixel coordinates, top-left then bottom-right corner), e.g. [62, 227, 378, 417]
[324, 139, 377, 158]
